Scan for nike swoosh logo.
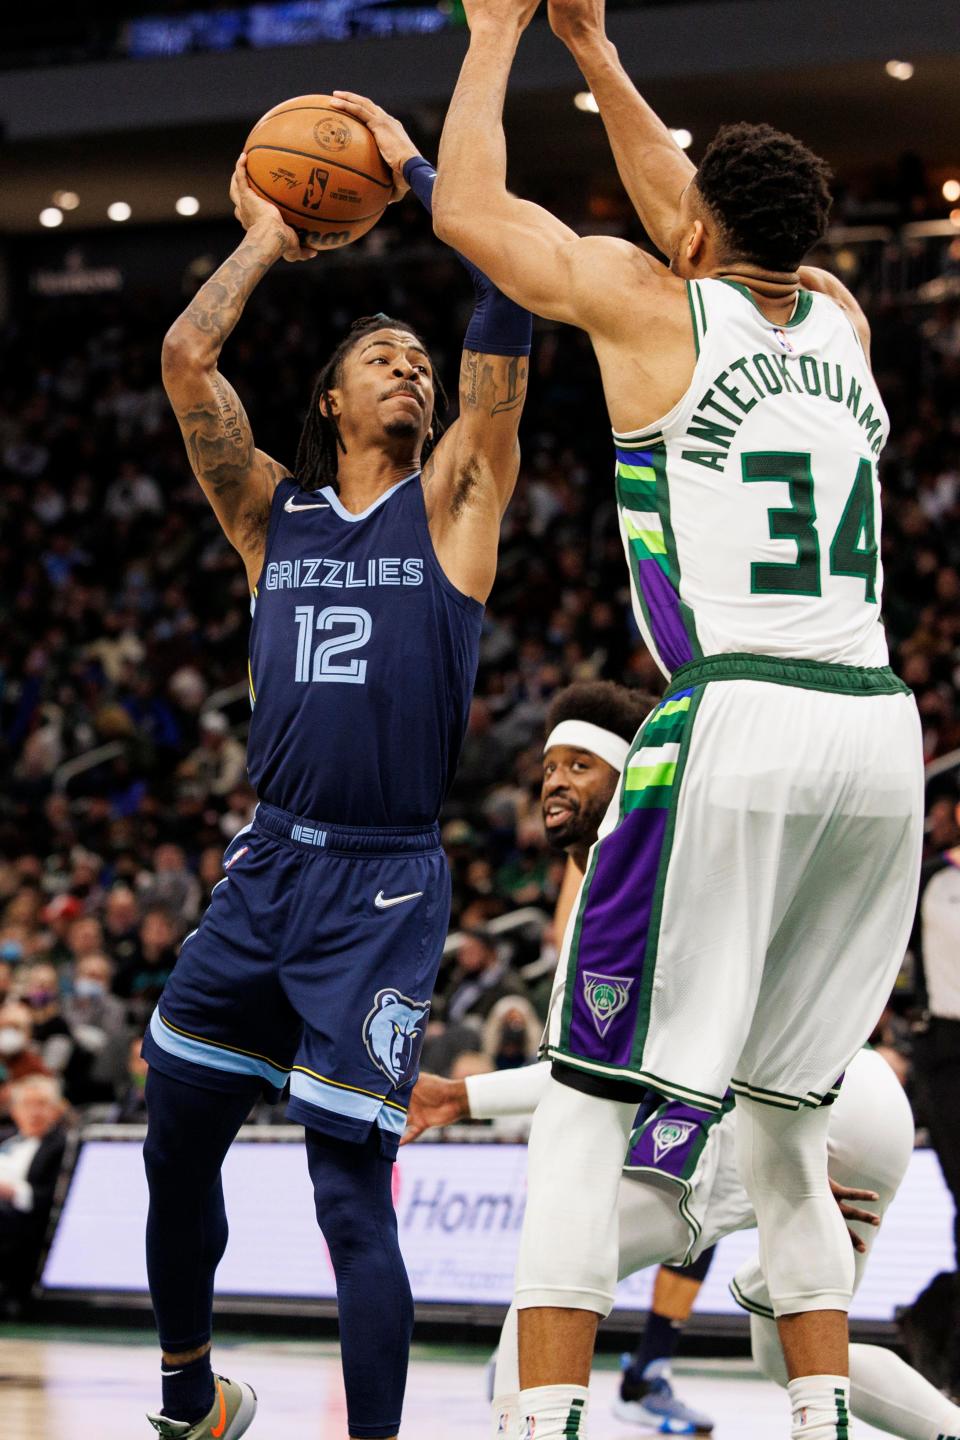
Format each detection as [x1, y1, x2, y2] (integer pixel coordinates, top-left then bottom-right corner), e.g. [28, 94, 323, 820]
[284, 496, 330, 512]
[375, 890, 423, 910]
[210, 1380, 227, 1439]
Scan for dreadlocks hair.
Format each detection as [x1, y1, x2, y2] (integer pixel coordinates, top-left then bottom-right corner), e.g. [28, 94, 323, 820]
[693, 122, 833, 272]
[545, 681, 656, 745]
[295, 313, 447, 493]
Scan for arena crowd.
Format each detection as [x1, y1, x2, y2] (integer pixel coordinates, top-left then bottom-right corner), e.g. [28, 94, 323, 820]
[0, 195, 958, 1145]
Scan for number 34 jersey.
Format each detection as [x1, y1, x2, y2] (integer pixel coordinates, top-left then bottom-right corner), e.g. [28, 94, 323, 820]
[246, 473, 482, 827]
[614, 278, 891, 681]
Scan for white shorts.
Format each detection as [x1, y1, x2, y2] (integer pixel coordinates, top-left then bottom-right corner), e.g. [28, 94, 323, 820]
[548, 664, 924, 1112]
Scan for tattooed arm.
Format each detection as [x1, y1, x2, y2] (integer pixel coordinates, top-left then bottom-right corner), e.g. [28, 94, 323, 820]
[421, 346, 529, 604]
[161, 155, 313, 590]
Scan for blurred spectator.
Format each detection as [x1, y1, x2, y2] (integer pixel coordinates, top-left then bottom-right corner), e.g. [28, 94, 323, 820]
[444, 929, 530, 1026]
[481, 995, 543, 1071]
[0, 1075, 70, 1310]
[18, 961, 92, 1097]
[103, 885, 141, 970]
[66, 915, 105, 963]
[913, 797, 960, 1264]
[139, 843, 201, 927]
[114, 906, 180, 1022]
[0, 1003, 51, 1117]
[109, 1035, 150, 1123]
[187, 712, 247, 798]
[62, 953, 130, 1102]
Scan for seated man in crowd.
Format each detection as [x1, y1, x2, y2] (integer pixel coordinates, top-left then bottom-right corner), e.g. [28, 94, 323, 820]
[0, 1074, 69, 1310]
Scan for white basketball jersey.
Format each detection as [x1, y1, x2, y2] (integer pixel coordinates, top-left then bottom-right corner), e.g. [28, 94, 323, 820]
[613, 278, 891, 680]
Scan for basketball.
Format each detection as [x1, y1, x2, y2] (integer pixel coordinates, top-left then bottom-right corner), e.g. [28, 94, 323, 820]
[244, 94, 392, 250]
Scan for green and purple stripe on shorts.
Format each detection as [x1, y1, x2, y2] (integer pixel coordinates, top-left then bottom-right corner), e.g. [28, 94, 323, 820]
[550, 685, 711, 1102]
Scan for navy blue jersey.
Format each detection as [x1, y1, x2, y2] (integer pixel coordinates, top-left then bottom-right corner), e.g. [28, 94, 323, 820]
[246, 473, 482, 826]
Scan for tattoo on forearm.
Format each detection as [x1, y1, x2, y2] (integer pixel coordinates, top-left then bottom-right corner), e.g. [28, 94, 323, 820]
[180, 375, 255, 495]
[177, 233, 286, 353]
[459, 351, 528, 418]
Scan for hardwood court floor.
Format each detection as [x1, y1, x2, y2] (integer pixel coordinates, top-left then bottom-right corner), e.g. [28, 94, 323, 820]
[0, 1331, 893, 1439]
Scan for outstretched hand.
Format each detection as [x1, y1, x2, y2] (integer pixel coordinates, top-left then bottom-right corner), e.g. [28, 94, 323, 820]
[328, 93, 420, 202]
[229, 154, 316, 262]
[830, 1177, 880, 1254]
[401, 1073, 469, 1145]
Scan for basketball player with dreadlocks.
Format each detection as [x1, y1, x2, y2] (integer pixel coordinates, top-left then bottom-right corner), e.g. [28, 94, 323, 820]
[140, 104, 531, 1440]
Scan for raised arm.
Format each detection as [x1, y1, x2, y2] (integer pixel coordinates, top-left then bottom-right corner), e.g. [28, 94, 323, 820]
[161, 158, 313, 590]
[547, 0, 695, 258]
[329, 91, 537, 602]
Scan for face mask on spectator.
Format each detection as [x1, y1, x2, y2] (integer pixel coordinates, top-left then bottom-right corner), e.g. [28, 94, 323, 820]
[0, 1026, 27, 1056]
[74, 978, 106, 1000]
[25, 988, 57, 1009]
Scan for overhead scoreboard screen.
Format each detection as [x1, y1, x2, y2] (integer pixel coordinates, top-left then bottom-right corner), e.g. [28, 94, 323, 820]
[42, 1134, 952, 1323]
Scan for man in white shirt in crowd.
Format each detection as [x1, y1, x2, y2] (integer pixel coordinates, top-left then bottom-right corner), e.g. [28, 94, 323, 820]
[0, 1074, 69, 1311]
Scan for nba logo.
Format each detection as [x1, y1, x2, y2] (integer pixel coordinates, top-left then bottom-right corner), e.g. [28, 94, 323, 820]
[521, 1419, 536, 1439]
[772, 327, 795, 354]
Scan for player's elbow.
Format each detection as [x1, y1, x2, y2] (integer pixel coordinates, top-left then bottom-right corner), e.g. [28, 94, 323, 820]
[161, 322, 211, 382]
[431, 200, 469, 249]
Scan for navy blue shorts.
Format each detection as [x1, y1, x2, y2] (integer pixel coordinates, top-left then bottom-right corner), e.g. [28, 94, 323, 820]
[141, 803, 450, 1156]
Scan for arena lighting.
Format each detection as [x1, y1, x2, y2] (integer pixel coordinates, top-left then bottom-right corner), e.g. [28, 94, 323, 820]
[950, 209, 960, 229]
[671, 128, 693, 151]
[107, 201, 132, 222]
[39, 207, 63, 228]
[884, 60, 914, 81]
[52, 190, 80, 210]
[943, 180, 960, 203]
[176, 195, 200, 216]
[574, 91, 600, 114]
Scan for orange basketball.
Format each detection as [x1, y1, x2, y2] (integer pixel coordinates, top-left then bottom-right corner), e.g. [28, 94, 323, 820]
[244, 95, 392, 251]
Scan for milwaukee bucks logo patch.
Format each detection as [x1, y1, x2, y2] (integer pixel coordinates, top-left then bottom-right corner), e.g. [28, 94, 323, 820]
[582, 972, 633, 1037]
[652, 1118, 697, 1164]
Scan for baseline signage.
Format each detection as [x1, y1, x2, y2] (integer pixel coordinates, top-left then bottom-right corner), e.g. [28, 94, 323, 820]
[42, 1138, 952, 1322]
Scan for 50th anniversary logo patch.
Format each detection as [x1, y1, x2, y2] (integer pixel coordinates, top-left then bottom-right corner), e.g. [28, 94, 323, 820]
[582, 971, 633, 1037]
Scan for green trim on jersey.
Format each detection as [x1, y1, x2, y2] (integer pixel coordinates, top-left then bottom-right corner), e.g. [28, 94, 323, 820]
[615, 437, 702, 664]
[663, 652, 909, 700]
[686, 280, 701, 358]
[719, 278, 815, 327]
[629, 683, 705, 1067]
[729, 1274, 776, 1320]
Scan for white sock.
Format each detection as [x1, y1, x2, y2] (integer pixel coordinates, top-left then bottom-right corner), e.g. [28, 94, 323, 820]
[492, 1393, 519, 1439]
[518, 1384, 589, 1439]
[788, 1376, 852, 1440]
[850, 1343, 960, 1440]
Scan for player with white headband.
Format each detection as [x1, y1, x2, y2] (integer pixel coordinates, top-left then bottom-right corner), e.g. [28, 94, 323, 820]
[407, 683, 960, 1440]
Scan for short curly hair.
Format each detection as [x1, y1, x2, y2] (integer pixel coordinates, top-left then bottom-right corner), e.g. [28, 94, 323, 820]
[545, 681, 655, 745]
[694, 122, 833, 271]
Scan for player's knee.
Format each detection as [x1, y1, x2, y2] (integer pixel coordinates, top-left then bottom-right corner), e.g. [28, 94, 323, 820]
[306, 1131, 398, 1264]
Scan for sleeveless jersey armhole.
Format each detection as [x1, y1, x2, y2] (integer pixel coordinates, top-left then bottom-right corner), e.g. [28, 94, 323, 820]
[409, 479, 485, 618]
[249, 476, 297, 599]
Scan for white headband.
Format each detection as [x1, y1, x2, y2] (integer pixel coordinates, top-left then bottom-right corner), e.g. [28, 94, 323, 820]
[543, 720, 630, 774]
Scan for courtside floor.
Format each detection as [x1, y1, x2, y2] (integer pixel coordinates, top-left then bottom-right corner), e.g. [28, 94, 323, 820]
[0, 1329, 894, 1438]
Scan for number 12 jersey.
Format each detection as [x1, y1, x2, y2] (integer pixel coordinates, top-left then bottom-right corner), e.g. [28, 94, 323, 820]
[246, 473, 482, 826]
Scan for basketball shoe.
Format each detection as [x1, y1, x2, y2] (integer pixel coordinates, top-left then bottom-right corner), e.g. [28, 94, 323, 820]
[147, 1375, 257, 1440]
[612, 1356, 714, 1434]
